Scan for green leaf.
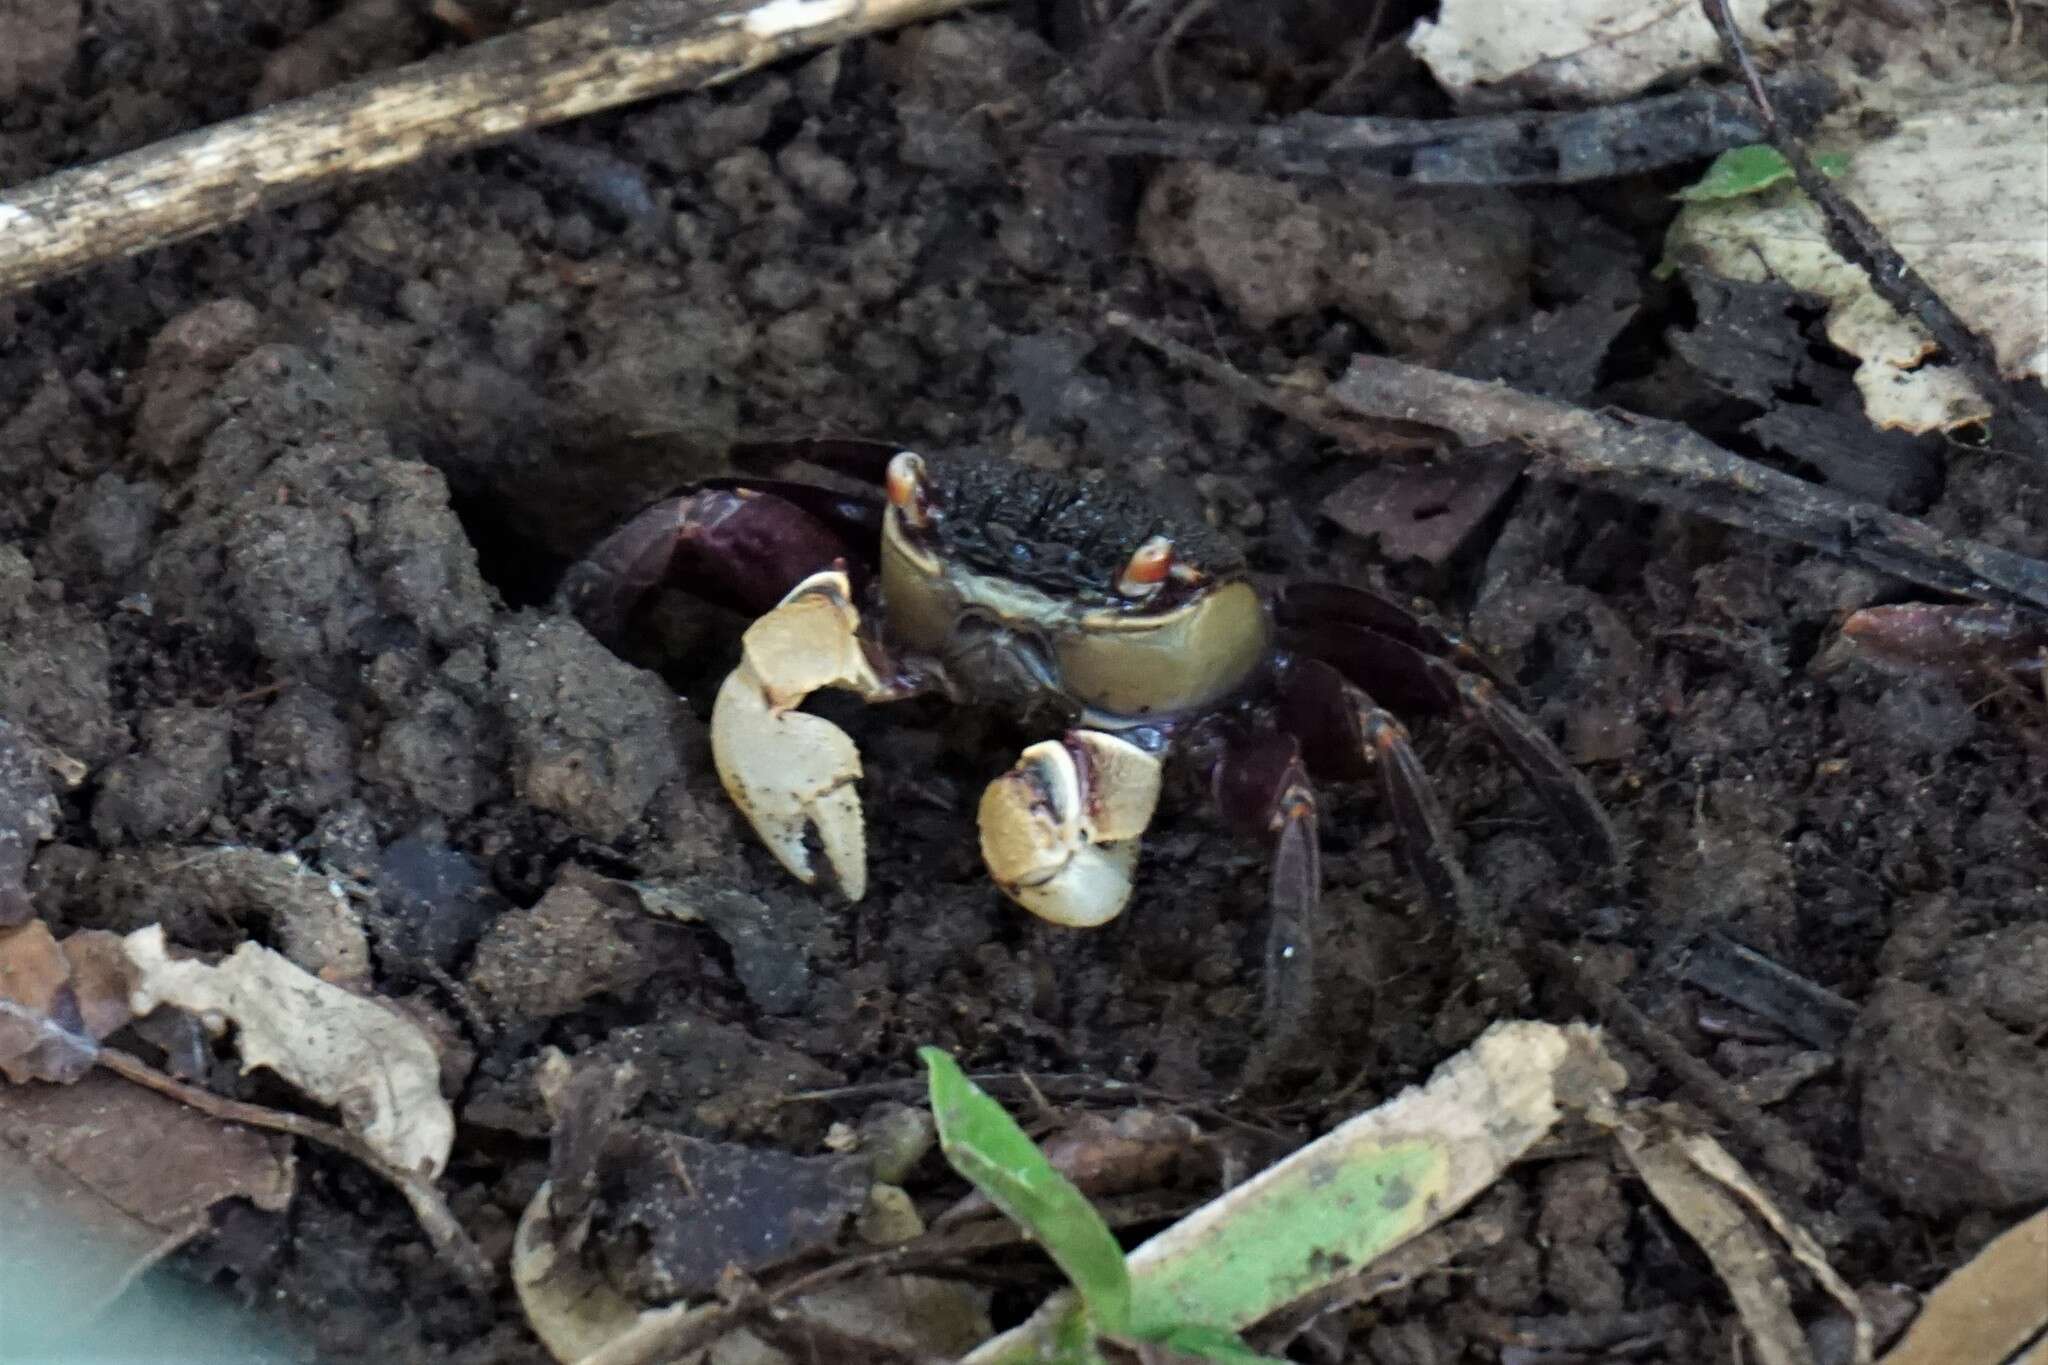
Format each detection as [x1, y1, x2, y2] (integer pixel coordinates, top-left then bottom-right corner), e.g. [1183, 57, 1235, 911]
[1047, 1309, 1108, 1364]
[1140, 1322, 1292, 1363]
[1674, 145, 1850, 201]
[921, 1048, 1133, 1338]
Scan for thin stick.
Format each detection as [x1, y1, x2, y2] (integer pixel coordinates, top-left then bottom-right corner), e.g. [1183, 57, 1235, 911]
[1051, 70, 1835, 186]
[95, 1046, 492, 1291]
[0, 0, 981, 298]
[1106, 310, 1439, 454]
[579, 1193, 1194, 1365]
[1534, 944, 1822, 1193]
[1698, 0, 2048, 466]
[1330, 355, 2048, 613]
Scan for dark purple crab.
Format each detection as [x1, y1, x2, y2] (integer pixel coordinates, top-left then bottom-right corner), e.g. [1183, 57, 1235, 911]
[559, 440, 1619, 1020]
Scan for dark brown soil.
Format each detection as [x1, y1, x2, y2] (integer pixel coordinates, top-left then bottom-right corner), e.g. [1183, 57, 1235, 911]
[4, 3, 2045, 1362]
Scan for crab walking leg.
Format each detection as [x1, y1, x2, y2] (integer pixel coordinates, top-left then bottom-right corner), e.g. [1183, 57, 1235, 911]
[711, 568, 912, 901]
[978, 731, 1164, 928]
[1213, 731, 1323, 1041]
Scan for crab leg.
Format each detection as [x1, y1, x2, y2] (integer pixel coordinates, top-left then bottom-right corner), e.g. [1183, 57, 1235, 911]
[1283, 588, 1621, 872]
[556, 487, 864, 637]
[711, 568, 922, 901]
[1213, 731, 1323, 1038]
[1279, 657, 1477, 924]
[978, 731, 1163, 928]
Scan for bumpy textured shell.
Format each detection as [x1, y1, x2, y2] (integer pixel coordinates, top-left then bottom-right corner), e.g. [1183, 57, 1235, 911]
[921, 452, 1245, 602]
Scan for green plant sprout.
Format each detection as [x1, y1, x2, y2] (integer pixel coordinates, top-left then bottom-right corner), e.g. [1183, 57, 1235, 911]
[1673, 144, 1851, 201]
[920, 1048, 1287, 1364]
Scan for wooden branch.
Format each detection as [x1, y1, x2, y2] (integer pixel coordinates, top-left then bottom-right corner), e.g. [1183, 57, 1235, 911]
[1047, 70, 1836, 186]
[1330, 356, 2048, 613]
[0, 0, 981, 298]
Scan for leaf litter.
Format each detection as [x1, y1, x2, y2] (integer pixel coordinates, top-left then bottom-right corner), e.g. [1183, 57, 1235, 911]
[1667, 82, 2048, 433]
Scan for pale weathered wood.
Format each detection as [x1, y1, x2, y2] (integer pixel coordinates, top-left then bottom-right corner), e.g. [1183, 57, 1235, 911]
[0, 0, 980, 297]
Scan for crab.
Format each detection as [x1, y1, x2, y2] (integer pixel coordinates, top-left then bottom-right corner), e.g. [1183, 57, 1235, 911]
[560, 440, 1620, 1024]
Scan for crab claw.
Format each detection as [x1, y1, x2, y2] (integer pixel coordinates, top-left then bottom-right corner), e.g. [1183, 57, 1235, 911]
[978, 730, 1163, 928]
[712, 569, 886, 900]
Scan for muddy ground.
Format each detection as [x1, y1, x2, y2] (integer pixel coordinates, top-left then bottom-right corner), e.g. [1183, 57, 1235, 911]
[3, 1, 2046, 1362]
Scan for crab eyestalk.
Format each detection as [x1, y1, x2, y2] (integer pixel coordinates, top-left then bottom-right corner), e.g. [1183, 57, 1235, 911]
[1115, 534, 1175, 599]
[977, 730, 1163, 928]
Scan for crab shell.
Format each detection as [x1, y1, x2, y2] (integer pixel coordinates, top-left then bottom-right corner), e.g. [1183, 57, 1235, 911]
[875, 451, 1274, 730]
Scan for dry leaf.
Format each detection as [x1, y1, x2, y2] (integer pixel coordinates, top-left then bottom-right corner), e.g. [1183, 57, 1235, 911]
[1879, 1205, 2048, 1365]
[1613, 1113, 1871, 1365]
[0, 921, 133, 1084]
[1667, 84, 2048, 433]
[1409, 0, 1777, 107]
[0, 1071, 294, 1344]
[124, 924, 453, 1178]
[0, 919, 89, 1083]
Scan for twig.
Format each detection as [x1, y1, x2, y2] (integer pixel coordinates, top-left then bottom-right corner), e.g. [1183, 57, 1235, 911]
[1046, 0, 1196, 120]
[1049, 70, 1835, 186]
[1150, 0, 1219, 112]
[95, 1046, 492, 1291]
[1534, 943, 1823, 1193]
[1678, 931, 1859, 1050]
[1698, 0, 2048, 466]
[1330, 356, 2048, 613]
[1106, 310, 1438, 454]
[781, 1065, 1295, 1141]
[579, 1193, 1195, 1365]
[0, 0, 982, 298]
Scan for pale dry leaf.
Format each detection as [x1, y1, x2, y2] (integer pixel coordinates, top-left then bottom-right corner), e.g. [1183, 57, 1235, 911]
[513, 1179, 677, 1364]
[1879, 1205, 2048, 1365]
[1409, 0, 1776, 107]
[1618, 1128, 1810, 1365]
[1667, 83, 2048, 433]
[124, 924, 453, 1177]
[1682, 1133, 1871, 1364]
[1612, 1113, 1872, 1365]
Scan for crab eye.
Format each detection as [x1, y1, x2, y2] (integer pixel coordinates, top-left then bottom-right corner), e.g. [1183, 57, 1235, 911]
[886, 451, 931, 529]
[1116, 536, 1175, 599]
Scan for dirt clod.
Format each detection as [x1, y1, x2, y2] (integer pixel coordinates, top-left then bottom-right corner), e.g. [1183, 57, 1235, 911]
[493, 613, 690, 844]
[1849, 980, 2048, 1216]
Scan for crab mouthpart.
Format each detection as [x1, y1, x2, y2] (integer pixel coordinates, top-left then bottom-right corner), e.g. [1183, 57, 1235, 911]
[977, 731, 1162, 928]
[712, 569, 885, 900]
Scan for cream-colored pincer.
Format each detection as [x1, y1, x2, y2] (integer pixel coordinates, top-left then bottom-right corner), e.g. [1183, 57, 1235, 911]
[712, 570, 884, 900]
[977, 730, 1162, 928]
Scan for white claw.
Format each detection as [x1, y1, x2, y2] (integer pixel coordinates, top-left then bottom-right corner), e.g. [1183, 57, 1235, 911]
[978, 731, 1163, 928]
[712, 570, 882, 900]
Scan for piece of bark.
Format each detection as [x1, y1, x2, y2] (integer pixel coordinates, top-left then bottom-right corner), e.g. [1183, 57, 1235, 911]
[0, 0, 981, 297]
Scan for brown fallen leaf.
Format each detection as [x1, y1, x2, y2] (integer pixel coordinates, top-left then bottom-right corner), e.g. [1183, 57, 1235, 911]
[123, 923, 453, 1178]
[0, 1071, 294, 1343]
[1320, 452, 1523, 566]
[1879, 1205, 2048, 1365]
[0, 921, 134, 1084]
